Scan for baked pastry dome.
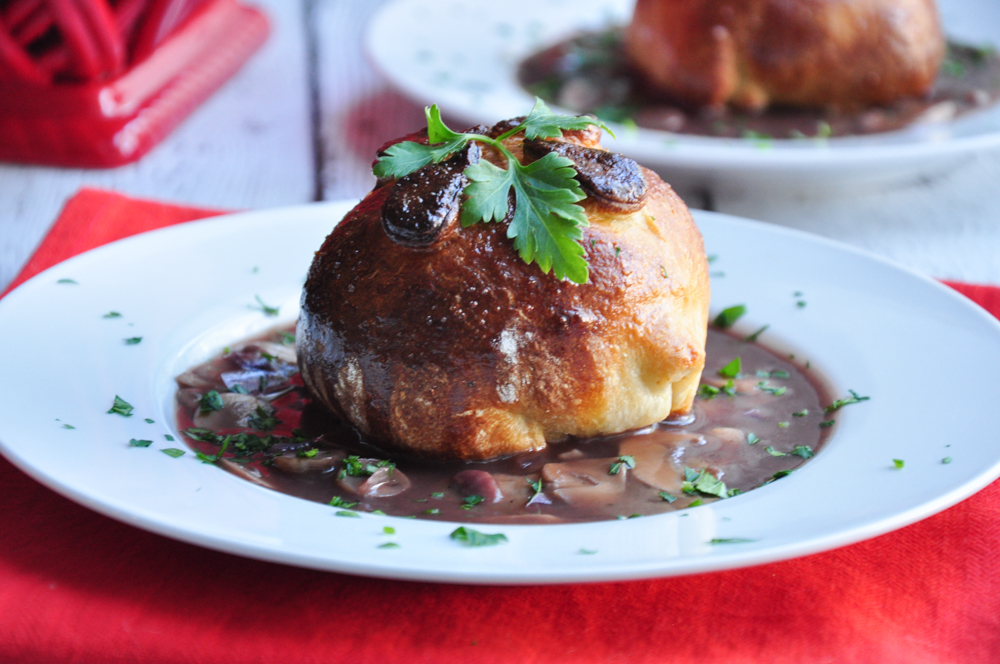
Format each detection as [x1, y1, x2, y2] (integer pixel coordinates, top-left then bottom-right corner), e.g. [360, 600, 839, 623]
[297, 119, 709, 460]
[624, 0, 945, 111]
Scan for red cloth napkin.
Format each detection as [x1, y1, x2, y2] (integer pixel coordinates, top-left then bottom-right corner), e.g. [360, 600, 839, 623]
[2, 189, 999, 664]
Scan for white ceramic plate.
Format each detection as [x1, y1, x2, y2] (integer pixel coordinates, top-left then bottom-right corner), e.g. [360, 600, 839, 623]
[365, 0, 1000, 193]
[2, 201, 1000, 584]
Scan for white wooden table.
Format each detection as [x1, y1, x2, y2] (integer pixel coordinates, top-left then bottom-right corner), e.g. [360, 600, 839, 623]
[3, 0, 1000, 291]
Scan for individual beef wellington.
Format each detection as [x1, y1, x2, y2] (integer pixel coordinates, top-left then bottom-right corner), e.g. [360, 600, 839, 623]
[297, 116, 709, 460]
[624, 0, 945, 111]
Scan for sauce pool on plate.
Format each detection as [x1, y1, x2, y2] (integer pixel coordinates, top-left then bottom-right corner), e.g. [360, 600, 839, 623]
[174, 324, 835, 523]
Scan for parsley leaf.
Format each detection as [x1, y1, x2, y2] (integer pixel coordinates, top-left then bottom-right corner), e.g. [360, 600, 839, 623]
[161, 448, 185, 458]
[893, 459, 905, 469]
[335, 510, 361, 518]
[520, 98, 613, 139]
[329, 496, 359, 508]
[792, 445, 814, 459]
[103, 311, 123, 319]
[57, 278, 77, 284]
[747, 432, 760, 445]
[658, 491, 677, 503]
[124, 337, 142, 345]
[709, 538, 758, 545]
[107, 396, 134, 417]
[129, 439, 152, 447]
[765, 446, 788, 457]
[450, 527, 508, 547]
[374, 100, 606, 284]
[378, 542, 401, 549]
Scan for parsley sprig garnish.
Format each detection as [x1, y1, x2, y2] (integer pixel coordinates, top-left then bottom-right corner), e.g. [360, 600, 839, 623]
[373, 99, 611, 284]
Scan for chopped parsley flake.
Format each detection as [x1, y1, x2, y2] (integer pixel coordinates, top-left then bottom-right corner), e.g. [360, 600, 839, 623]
[161, 448, 185, 458]
[449, 527, 508, 547]
[747, 432, 760, 445]
[165, 434, 175, 442]
[62, 424, 75, 430]
[378, 542, 401, 549]
[757, 382, 787, 396]
[252, 295, 280, 317]
[335, 510, 361, 518]
[689, 499, 703, 507]
[792, 445, 814, 459]
[107, 396, 134, 417]
[709, 538, 758, 545]
[778, 421, 789, 428]
[578, 548, 598, 555]
[765, 446, 788, 457]
[129, 439, 152, 447]
[658, 491, 677, 503]
[431, 492, 445, 499]
[743, 325, 769, 342]
[383, 526, 396, 535]
[825, 390, 870, 414]
[893, 459, 905, 469]
[297, 448, 319, 458]
[718, 357, 741, 378]
[819, 420, 835, 428]
[682, 468, 728, 498]
[698, 384, 720, 399]
[248, 406, 280, 432]
[57, 278, 77, 284]
[198, 390, 224, 414]
[714, 304, 746, 329]
[340, 455, 395, 478]
[770, 470, 793, 481]
[424, 508, 440, 515]
[609, 455, 636, 475]
[144, 418, 154, 424]
[793, 409, 809, 417]
[329, 496, 359, 508]
[461, 495, 485, 510]
[102, 311, 123, 319]
[796, 301, 807, 308]
[943, 457, 953, 464]
[124, 337, 142, 345]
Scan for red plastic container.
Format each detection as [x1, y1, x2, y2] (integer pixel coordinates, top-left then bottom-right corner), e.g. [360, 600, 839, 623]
[0, 0, 269, 168]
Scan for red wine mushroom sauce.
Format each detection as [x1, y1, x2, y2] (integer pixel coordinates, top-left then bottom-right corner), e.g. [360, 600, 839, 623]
[174, 325, 837, 523]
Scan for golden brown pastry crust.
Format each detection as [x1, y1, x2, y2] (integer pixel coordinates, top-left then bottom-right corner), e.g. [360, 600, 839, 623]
[625, 0, 945, 111]
[297, 127, 709, 460]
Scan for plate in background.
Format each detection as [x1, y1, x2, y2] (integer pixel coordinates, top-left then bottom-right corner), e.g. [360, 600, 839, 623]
[365, 0, 1000, 193]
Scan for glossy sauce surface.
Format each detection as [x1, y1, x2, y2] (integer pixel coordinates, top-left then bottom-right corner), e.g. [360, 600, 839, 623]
[519, 30, 1000, 139]
[175, 327, 833, 523]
